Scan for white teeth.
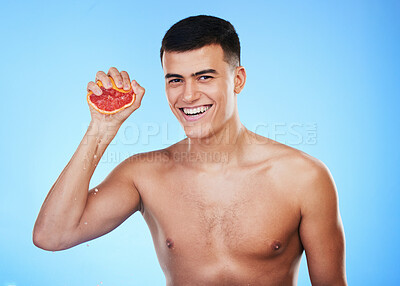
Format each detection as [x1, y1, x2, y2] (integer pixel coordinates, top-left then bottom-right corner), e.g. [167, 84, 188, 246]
[183, 105, 210, 115]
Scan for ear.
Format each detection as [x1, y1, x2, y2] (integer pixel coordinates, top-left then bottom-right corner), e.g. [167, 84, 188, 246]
[234, 66, 246, 94]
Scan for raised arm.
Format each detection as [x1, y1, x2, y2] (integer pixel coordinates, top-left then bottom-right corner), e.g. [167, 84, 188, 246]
[33, 68, 145, 251]
[299, 160, 347, 286]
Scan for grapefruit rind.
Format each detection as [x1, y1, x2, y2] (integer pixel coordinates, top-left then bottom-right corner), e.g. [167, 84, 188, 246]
[87, 77, 136, 115]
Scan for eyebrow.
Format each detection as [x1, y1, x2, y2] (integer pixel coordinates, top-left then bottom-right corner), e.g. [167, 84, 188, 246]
[165, 69, 218, 79]
[193, 69, 218, 77]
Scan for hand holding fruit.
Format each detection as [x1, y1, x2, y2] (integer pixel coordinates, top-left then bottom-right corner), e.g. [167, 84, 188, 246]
[86, 67, 145, 129]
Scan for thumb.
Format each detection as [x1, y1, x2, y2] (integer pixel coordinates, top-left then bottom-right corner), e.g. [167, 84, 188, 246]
[131, 80, 145, 108]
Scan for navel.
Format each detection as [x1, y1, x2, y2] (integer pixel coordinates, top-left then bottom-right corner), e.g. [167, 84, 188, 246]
[166, 238, 174, 249]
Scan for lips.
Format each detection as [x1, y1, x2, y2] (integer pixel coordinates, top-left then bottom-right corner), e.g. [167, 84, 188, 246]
[179, 104, 213, 122]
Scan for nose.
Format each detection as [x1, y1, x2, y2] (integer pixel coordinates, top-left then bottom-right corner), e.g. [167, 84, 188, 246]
[182, 81, 200, 103]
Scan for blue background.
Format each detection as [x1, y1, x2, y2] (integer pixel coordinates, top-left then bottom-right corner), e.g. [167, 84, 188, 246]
[1, 0, 399, 285]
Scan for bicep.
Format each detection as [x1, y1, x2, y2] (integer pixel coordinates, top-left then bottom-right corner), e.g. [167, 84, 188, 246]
[70, 159, 141, 246]
[299, 163, 347, 285]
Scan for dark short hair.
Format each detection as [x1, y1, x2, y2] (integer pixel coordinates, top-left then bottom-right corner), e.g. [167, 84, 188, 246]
[160, 15, 241, 67]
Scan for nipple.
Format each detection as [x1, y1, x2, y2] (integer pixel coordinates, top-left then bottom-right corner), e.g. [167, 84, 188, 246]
[271, 240, 281, 251]
[166, 238, 174, 249]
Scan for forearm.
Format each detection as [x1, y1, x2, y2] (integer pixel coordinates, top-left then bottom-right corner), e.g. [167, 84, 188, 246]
[33, 121, 118, 250]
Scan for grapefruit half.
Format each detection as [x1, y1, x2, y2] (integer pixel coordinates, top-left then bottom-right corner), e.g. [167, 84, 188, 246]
[87, 77, 136, 114]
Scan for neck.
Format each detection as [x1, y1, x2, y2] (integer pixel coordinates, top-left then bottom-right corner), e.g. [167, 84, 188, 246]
[184, 115, 250, 167]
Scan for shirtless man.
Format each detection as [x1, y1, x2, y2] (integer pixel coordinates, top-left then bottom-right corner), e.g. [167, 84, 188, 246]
[33, 15, 347, 285]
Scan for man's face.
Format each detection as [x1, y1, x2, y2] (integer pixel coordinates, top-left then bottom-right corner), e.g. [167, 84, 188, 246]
[162, 44, 241, 139]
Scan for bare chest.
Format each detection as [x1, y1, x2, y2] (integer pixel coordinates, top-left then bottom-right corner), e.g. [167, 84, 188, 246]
[139, 167, 301, 263]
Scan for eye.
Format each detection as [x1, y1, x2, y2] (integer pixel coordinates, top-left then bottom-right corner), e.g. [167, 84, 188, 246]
[198, 75, 213, 81]
[168, 78, 182, 84]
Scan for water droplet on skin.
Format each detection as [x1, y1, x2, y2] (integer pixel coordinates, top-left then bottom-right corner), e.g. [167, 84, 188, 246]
[84, 222, 88, 225]
[94, 154, 97, 159]
[95, 188, 99, 192]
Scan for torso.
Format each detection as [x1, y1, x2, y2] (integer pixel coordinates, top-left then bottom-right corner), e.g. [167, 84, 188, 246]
[130, 135, 307, 286]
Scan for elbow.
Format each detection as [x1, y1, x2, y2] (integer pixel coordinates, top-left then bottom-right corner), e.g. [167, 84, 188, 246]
[32, 229, 57, 251]
[32, 227, 70, 251]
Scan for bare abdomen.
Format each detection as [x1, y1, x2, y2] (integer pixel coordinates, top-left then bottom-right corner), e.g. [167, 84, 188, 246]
[162, 253, 302, 286]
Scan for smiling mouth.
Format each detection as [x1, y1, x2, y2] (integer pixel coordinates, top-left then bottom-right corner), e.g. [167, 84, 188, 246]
[179, 104, 212, 117]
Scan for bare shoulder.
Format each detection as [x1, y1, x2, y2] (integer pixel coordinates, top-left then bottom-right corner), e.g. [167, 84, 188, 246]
[270, 143, 332, 186]
[271, 145, 337, 214]
[249, 133, 336, 203]
[118, 141, 184, 183]
[120, 148, 174, 176]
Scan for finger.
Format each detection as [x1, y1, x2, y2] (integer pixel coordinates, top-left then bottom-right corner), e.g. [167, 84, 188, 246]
[87, 81, 102, 95]
[120, 71, 131, 91]
[107, 67, 123, 89]
[131, 80, 145, 109]
[95, 71, 112, 89]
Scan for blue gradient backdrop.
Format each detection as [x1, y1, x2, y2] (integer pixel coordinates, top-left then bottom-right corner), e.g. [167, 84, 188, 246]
[0, 1, 399, 285]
